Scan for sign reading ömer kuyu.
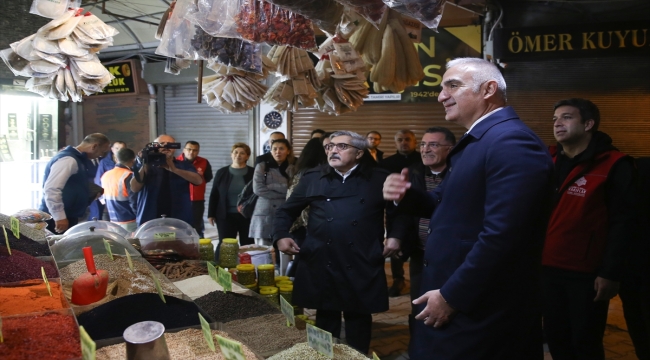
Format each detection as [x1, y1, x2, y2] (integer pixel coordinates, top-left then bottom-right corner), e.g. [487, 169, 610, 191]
[96, 60, 138, 95]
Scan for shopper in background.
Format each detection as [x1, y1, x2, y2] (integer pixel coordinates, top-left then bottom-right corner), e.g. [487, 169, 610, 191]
[207, 143, 255, 260]
[274, 131, 398, 354]
[311, 129, 326, 138]
[250, 139, 294, 246]
[40, 133, 111, 234]
[177, 141, 213, 237]
[542, 98, 638, 360]
[366, 131, 384, 162]
[255, 131, 285, 165]
[131, 134, 202, 226]
[101, 148, 138, 232]
[90, 141, 126, 221]
[380, 129, 423, 297]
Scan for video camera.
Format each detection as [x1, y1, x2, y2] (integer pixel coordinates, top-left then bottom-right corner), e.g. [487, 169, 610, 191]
[142, 142, 181, 166]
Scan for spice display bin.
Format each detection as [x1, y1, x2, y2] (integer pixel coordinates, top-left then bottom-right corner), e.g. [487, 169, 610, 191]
[133, 217, 201, 265]
[49, 228, 141, 269]
[0, 255, 60, 285]
[0, 278, 71, 316]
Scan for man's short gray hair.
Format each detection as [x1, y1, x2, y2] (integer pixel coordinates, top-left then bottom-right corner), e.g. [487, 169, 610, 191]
[330, 130, 367, 150]
[447, 57, 507, 100]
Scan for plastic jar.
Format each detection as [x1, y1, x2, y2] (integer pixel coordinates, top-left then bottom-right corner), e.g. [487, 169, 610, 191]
[199, 239, 213, 261]
[244, 282, 258, 293]
[257, 264, 276, 287]
[277, 280, 293, 287]
[279, 285, 293, 305]
[236, 264, 256, 285]
[274, 276, 290, 284]
[219, 238, 239, 268]
[260, 286, 279, 306]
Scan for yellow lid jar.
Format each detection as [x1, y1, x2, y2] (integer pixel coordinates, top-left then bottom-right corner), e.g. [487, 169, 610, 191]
[260, 286, 279, 306]
[279, 284, 293, 305]
[219, 238, 239, 268]
[257, 264, 276, 287]
[199, 239, 213, 261]
[236, 264, 256, 285]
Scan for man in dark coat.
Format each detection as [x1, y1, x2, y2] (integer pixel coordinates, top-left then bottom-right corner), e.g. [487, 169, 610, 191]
[384, 58, 554, 359]
[274, 130, 400, 355]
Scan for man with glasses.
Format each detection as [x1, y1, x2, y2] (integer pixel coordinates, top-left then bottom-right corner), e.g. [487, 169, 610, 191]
[274, 131, 400, 355]
[177, 141, 213, 237]
[380, 129, 423, 297]
[390, 127, 456, 339]
[366, 131, 384, 162]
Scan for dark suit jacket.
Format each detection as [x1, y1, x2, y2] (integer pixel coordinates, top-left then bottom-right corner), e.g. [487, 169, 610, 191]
[400, 107, 554, 360]
[207, 165, 254, 229]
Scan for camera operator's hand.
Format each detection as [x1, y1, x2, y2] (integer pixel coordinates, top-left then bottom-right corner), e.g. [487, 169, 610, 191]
[161, 150, 177, 172]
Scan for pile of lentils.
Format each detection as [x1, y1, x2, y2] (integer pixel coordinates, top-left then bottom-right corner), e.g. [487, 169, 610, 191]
[194, 290, 281, 323]
[267, 342, 370, 360]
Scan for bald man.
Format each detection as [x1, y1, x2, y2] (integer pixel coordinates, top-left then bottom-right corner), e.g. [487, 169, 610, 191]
[131, 135, 202, 225]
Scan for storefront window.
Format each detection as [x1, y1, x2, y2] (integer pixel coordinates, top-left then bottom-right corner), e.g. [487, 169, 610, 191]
[0, 93, 59, 214]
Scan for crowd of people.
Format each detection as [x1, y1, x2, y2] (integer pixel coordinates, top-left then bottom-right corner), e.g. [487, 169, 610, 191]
[37, 57, 649, 359]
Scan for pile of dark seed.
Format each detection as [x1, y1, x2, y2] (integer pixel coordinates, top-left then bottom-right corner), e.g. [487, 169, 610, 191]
[1, 228, 51, 257]
[194, 290, 281, 323]
[0, 213, 48, 244]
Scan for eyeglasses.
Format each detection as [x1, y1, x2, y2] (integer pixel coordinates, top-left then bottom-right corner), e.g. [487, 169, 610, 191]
[420, 142, 453, 149]
[184, 148, 199, 152]
[324, 143, 361, 152]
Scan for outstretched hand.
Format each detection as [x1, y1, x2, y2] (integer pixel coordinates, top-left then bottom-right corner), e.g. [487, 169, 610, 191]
[383, 168, 411, 203]
[277, 237, 300, 255]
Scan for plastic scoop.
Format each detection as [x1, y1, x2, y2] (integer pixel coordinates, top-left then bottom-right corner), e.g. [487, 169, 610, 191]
[71, 246, 109, 305]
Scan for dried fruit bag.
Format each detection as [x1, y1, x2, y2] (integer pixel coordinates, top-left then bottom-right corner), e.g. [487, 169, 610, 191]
[189, 26, 263, 74]
[381, 0, 445, 30]
[185, 0, 241, 39]
[334, 0, 387, 29]
[30, 0, 82, 19]
[263, 0, 344, 35]
[235, 0, 317, 50]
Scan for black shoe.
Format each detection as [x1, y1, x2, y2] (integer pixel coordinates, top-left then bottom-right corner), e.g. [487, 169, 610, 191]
[388, 278, 405, 297]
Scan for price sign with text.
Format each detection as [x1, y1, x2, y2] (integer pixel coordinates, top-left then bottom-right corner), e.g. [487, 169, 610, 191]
[280, 295, 295, 327]
[125, 249, 134, 271]
[10, 217, 19, 239]
[154, 232, 176, 241]
[215, 334, 245, 360]
[207, 262, 218, 283]
[103, 239, 113, 260]
[199, 313, 215, 351]
[3, 225, 10, 255]
[79, 326, 96, 360]
[217, 267, 232, 293]
[306, 323, 333, 358]
[152, 275, 166, 303]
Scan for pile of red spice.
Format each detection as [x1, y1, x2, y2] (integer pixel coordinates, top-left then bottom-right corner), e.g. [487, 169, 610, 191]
[0, 280, 68, 316]
[0, 312, 81, 359]
[0, 246, 58, 283]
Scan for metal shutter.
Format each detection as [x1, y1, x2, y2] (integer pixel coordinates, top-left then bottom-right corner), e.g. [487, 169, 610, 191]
[503, 56, 650, 157]
[163, 84, 252, 217]
[291, 102, 467, 153]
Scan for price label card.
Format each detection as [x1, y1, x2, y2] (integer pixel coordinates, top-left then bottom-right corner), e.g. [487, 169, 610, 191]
[10, 216, 19, 239]
[217, 267, 232, 293]
[280, 295, 295, 327]
[306, 323, 334, 358]
[373, 351, 381, 360]
[79, 326, 96, 360]
[41, 267, 52, 297]
[207, 262, 218, 283]
[103, 239, 113, 261]
[1, 315, 4, 343]
[125, 249, 134, 271]
[154, 232, 176, 241]
[198, 313, 215, 351]
[152, 275, 166, 303]
[3, 225, 11, 255]
[215, 334, 245, 360]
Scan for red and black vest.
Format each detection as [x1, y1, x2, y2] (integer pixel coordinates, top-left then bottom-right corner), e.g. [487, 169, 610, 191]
[177, 155, 209, 201]
[542, 147, 627, 273]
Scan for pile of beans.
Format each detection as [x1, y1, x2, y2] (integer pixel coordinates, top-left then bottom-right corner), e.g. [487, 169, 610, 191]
[267, 342, 370, 359]
[0, 246, 58, 283]
[194, 290, 280, 323]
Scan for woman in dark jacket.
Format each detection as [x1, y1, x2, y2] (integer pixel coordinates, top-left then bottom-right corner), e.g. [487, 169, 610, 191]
[207, 143, 254, 259]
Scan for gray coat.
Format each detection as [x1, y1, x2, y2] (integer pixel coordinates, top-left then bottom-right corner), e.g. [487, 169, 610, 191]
[249, 162, 292, 239]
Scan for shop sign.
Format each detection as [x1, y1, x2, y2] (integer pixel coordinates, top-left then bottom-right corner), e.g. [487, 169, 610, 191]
[38, 114, 52, 141]
[7, 114, 18, 139]
[0, 136, 14, 162]
[494, 21, 650, 61]
[96, 60, 138, 96]
[369, 25, 481, 103]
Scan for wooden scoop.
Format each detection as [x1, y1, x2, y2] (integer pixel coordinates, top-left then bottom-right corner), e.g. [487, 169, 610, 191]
[71, 246, 109, 305]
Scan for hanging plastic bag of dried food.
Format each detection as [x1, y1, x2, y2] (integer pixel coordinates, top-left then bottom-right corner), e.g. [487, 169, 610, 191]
[381, 0, 445, 30]
[0, 49, 35, 77]
[235, 0, 317, 50]
[334, 0, 387, 29]
[199, 34, 264, 74]
[30, 0, 81, 19]
[263, 0, 344, 35]
[185, 0, 242, 38]
[156, 0, 198, 60]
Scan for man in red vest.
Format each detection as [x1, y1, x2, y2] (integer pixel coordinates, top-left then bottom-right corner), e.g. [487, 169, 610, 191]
[542, 98, 638, 360]
[177, 141, 213, 237]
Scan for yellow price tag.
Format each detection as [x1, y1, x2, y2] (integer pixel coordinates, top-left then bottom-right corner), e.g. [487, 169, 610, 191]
[152, 275, 166, 303]
[2, 225, 10, 255]
[306, 323, 333, 358]
[10, 217, 19, 239]
[41, 267, 52, 297]
[125, 249, 134, 271]
[198, 313, 215, 351]
[1, 315, 4, 343]
[79, 326, 96, 360]
[217, 267, 232, 293]
[215, 334, 245, 360]
[373, 351, 381, 360]
[103, 239, 113, 261]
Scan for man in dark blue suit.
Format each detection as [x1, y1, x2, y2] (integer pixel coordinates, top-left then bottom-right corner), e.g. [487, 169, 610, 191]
[384, 58, 554, 359]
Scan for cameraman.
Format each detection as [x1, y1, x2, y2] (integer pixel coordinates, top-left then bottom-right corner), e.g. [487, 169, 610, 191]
[131, 135, 203, 226]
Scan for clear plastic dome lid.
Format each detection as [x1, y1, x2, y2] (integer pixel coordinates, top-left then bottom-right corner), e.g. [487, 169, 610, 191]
[133, 217, 200, 261]
[64, 219, 130, 238]
[50, 227, 141, 267]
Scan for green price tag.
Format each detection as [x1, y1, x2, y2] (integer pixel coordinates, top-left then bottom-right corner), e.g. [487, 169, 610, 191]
[103, 239, 113, 261]
[125, 249, 134, 271]
[2, 225, 11, 255]
[10, 217, 19, 239]
[373, 351, 381, 360]
[152, 275, 166, 303]
[41, 267, 52, 297]
[154, 232, 176, 241]
[214, 334, 245, 360]
[198, 313, 215, 351]
[306, 323, 334, 358]
[280, 294, 295, 327]
[207, 262, 218, 283]
[217, 267, 232, 293]
[1, 315, 4, 343]
[79, 326, 96, 360]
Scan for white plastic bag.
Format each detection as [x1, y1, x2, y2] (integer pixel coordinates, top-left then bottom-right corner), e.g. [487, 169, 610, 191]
[30, 0, 82, 19]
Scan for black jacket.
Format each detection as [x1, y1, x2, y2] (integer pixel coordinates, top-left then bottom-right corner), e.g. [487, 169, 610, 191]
[207, 165, 254, 223]
[379, 150, 422, 174]
[273, 162, 394, 313]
